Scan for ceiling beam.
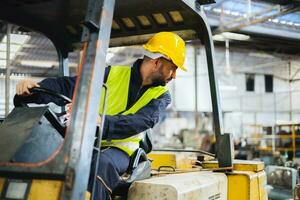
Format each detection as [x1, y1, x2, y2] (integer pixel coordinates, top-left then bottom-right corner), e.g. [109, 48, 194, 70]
[0, 65, 77, 77]
[213, 4, 300, 34]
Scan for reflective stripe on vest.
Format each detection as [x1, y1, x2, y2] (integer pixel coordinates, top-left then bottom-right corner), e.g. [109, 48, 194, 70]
[99, 65, 168, 155]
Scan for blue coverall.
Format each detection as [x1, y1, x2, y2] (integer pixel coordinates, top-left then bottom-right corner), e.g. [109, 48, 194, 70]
[16, 59, 171, 199]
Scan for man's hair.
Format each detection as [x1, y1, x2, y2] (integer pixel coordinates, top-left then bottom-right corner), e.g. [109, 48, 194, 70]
[143, 55, 152, 62]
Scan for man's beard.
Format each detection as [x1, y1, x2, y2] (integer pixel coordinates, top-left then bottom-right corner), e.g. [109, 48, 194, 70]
[150, 66, 170, 86]
[152, 78, 167, 86]
[151, 72, 167, 86]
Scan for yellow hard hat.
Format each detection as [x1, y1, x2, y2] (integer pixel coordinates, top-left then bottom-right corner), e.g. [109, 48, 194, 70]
[143, 32, 187, 71]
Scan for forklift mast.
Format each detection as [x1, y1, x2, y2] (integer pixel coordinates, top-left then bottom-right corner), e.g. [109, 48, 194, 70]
[0, 0, 233, 199]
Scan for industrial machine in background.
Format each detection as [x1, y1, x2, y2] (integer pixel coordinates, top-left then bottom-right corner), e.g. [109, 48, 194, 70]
[265, 165, 299, 200]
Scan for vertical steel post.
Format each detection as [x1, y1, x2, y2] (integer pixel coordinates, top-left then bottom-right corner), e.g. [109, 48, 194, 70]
[61, 0, 115, 199]
[247, 0, 252, 21]
[54, 41, 69, 77]
[59, 57, 69, 76]
[194, 47, 199, 132]
[289, 61, 292, 121]
[197, 9, 234, 168]
[5, 24, 11, 116]
[225, 39, 230, 75]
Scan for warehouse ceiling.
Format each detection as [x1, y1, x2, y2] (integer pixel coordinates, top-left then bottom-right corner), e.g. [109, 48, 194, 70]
[204, 0, 300, 54]
[0, 0, 299, 76]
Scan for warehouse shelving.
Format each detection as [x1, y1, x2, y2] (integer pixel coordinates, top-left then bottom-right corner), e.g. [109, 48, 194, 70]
[256, 123, 300, 160]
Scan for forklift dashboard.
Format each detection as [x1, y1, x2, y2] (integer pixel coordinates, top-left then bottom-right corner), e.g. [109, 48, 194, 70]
[0, 87, 73, 164]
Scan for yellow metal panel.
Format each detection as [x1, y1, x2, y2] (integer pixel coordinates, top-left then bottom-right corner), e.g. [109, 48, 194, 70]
[249, 172, 260, 200]
[227, 171, 267, 200]
[202, 160, 264, 172]
[227, 172, 250, 200]
[85, 191, 91, 200]
[28, 180, 63, 200]
[257, 171, 268, 200]
[148, 152, 176, 170]
[0, 178, 5, 195]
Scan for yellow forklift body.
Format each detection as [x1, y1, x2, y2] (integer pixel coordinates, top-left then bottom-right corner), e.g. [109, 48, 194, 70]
[148, 152, 178, 170]
[203, 160, 267, 200]
[227, 171, 267, 200]
[27, 180, 62, 200]
[0, 178, 4, 193]
[0, 178, 62, 200]
[148, 154, 268, 200]
[202, 160, 265, 172]
[0, 177, 93, 200]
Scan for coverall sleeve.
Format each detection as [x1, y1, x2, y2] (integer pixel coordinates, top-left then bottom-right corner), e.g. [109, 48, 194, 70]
[13, 76, 77, 106]
[14, 67, 110, 106]
[101, 91, 171, 140]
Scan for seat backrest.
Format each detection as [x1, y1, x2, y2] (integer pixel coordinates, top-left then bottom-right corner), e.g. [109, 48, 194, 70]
[126, 148, 151, 183]
[112, 148, 151, 197]
[139, 129, 153, 154]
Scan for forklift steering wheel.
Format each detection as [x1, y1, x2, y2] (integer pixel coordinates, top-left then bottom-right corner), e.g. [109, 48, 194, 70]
[30, 87, 71, 104]
[14, 87, 72, 107]
[14, 87, 72, 138]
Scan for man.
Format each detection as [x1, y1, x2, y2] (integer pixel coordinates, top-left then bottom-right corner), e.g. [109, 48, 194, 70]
[15, 32, 186, 199]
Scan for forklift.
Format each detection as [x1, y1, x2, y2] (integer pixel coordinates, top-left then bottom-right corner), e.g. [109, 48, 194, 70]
[0, 0, 267, 199]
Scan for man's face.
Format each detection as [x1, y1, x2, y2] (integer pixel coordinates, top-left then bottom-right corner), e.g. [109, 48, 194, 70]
[150, 57, 178, 86]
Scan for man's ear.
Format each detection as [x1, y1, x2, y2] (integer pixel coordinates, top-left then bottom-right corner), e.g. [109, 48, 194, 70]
[153, 58, 159, 70]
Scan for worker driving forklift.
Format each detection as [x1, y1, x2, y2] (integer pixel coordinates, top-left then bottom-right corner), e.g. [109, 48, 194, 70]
[12, 31, 186, 200]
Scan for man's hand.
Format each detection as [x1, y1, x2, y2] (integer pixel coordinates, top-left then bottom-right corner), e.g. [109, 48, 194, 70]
[62, 103, 72, 126]
[97, 115, 102, 126]
[64, 104, 102, 127]
[16, 79, 40, 96]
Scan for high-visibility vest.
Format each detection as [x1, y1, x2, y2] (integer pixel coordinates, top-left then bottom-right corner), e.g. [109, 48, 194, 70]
[100, 66, 168, 156]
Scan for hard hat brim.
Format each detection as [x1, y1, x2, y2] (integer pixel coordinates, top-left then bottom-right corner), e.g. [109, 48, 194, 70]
[143, 44, 187, 72]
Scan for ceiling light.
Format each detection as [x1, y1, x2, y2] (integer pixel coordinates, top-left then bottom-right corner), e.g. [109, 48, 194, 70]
[0, 52, 14, 59]
[0, 34, 30, 67]
[212, 8, 221, 13]
[280, 20, 287, 25]
[20, 60, 78, 68]
[0, 60, 6, 67]
[231, 11, 240, 16]
[212, 34, 225, 41]
[20, 60, 58, 67]
[2, 34, 30, 44]
[0, 44, 22, 52]
[224, 10, 231, 15]
[213, 32, 250, 41]
[248, 52, 275, 59]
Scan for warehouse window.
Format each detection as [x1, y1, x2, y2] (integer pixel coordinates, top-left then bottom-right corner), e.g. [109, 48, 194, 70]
[246, 73, 255, 92]
[265, 75, 273, 93]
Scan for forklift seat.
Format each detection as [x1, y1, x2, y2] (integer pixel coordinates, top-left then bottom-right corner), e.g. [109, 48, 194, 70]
[112, 148, 151, 197]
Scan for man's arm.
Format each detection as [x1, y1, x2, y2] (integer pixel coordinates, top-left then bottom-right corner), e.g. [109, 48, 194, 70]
[101, 92, 171, 140]
[14, 76, 77, 106]
[14, 67, 111, 106]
